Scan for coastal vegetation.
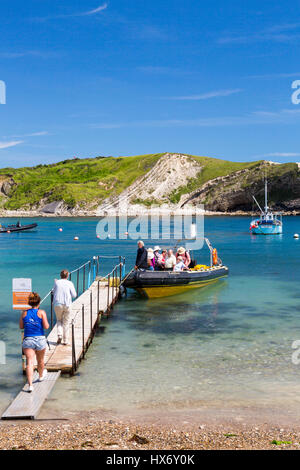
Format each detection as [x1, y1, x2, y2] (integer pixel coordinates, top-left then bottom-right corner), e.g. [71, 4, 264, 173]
[0, 154, 163, 209]
[0, 153, 299, 213]
[169, 157, 261, 204]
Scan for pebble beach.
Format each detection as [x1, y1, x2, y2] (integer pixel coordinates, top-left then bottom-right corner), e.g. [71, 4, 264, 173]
[1, 406, 300, 450]
[1, 418, 300, 450]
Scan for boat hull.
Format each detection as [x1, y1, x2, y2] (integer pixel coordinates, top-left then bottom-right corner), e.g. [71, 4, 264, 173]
[123, 266, 229, 298]
[251, 224, 282, 235]
[0, 223, 38, 233]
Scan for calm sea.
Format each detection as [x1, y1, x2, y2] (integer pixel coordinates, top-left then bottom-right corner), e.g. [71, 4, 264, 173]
[1, 216, 300, 416]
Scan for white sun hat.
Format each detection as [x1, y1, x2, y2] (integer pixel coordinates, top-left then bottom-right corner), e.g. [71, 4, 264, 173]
[153, 245, 161, 251]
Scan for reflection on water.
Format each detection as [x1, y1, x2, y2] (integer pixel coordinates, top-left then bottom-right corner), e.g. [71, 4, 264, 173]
[1, 216, 300, 415]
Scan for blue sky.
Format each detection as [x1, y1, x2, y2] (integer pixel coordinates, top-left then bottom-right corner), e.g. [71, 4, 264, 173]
[1, 0, 300, 167]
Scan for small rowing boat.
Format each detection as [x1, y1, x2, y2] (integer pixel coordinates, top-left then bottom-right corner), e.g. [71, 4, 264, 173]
[0, 222, 38, 233]
[123, 238, 229, 298]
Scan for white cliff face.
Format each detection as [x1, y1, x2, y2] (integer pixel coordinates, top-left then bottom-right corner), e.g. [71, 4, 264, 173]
[129, 153, 202, 201]
[95, 153, 202, 215]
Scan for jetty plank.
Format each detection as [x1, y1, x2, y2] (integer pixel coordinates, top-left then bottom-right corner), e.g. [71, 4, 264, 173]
[1, 371, 61, 420]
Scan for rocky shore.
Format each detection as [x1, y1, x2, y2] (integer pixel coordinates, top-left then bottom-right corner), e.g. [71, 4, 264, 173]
[0, 209, 299, 218]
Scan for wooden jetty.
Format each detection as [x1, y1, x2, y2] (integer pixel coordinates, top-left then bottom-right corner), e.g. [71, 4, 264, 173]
[1, 258, 124, 420]
[42, 277, 120, 374]
[2, 372, 61, 420]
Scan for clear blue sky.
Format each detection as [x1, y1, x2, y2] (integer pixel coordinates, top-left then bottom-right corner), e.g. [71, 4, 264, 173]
[1, 0, 300, 167]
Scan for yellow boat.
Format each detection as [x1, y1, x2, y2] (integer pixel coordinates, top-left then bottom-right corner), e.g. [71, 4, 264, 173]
[123, 238, 229, 299]
[123, 265, 228, 298]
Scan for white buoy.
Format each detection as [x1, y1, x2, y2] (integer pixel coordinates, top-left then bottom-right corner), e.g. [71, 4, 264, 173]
[74, 236, 79, 240]
[59, 228, 63, 232]
[294, 233, 299, 238]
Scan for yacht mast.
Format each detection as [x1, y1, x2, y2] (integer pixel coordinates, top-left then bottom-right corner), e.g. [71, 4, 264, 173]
[264, 179, 268, 213]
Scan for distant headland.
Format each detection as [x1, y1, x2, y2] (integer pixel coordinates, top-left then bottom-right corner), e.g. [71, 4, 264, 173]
[0, 153, 299, 217]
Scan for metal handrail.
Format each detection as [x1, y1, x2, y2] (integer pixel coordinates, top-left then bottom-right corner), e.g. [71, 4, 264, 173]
[38, 255, 125, 375]
[69, 260, 90, 274]
[40, 256, 126, 307]
[70, 258, 124, 373]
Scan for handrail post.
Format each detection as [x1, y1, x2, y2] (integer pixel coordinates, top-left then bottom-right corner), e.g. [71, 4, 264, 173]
[96, 256, 99, 276]
[50, 291, 54, 329]
[114, 267, 116, 302]
[119, 256, 122, 284]
[77, 269, 79, 296]
[90, 291, 93, 334]
[97, 280, 100, 314]
[71, 321, 76, 374]
[82, 305, 85, 359]
[93, 258, 96, 282]
[88, 260, 91, 287]
[83, 265, 85, 292]
[112, 268, 115, 304]
[122, 257, 126, 279]
[107, 274, 110, 312]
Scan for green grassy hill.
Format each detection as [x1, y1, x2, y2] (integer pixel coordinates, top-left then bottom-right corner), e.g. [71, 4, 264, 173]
[0, 153, 298, 211]
[169, 156, 261, 203]
[0, 154, 163, 209]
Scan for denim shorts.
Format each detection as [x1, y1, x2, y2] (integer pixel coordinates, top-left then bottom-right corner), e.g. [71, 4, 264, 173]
[22, 336, 47, 351]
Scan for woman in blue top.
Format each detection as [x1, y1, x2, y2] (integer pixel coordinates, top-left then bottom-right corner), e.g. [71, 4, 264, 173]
[19, 292, 49, 392]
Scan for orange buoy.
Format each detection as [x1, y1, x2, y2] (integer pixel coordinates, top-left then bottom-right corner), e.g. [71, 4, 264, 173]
[59, 228, 63, 232]
[74, 236, 79, 240]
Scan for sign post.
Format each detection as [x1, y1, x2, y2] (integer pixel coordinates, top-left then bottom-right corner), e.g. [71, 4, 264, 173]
[12, 278, 32, 310]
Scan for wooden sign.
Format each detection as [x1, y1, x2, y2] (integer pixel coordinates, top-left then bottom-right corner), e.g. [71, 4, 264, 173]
[12, 278, 32, 310]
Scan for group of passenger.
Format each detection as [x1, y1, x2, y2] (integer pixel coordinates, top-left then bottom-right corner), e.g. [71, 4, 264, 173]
[135, 240, 191, 272]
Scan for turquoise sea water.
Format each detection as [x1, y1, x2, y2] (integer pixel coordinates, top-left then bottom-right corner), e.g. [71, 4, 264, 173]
[1, 216, 300, 416]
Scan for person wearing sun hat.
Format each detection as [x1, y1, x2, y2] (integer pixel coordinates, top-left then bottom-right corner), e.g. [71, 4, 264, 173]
[176, 246, 191, 268]
[147, 248, 155, 271]
[153, 245, 163, 270]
